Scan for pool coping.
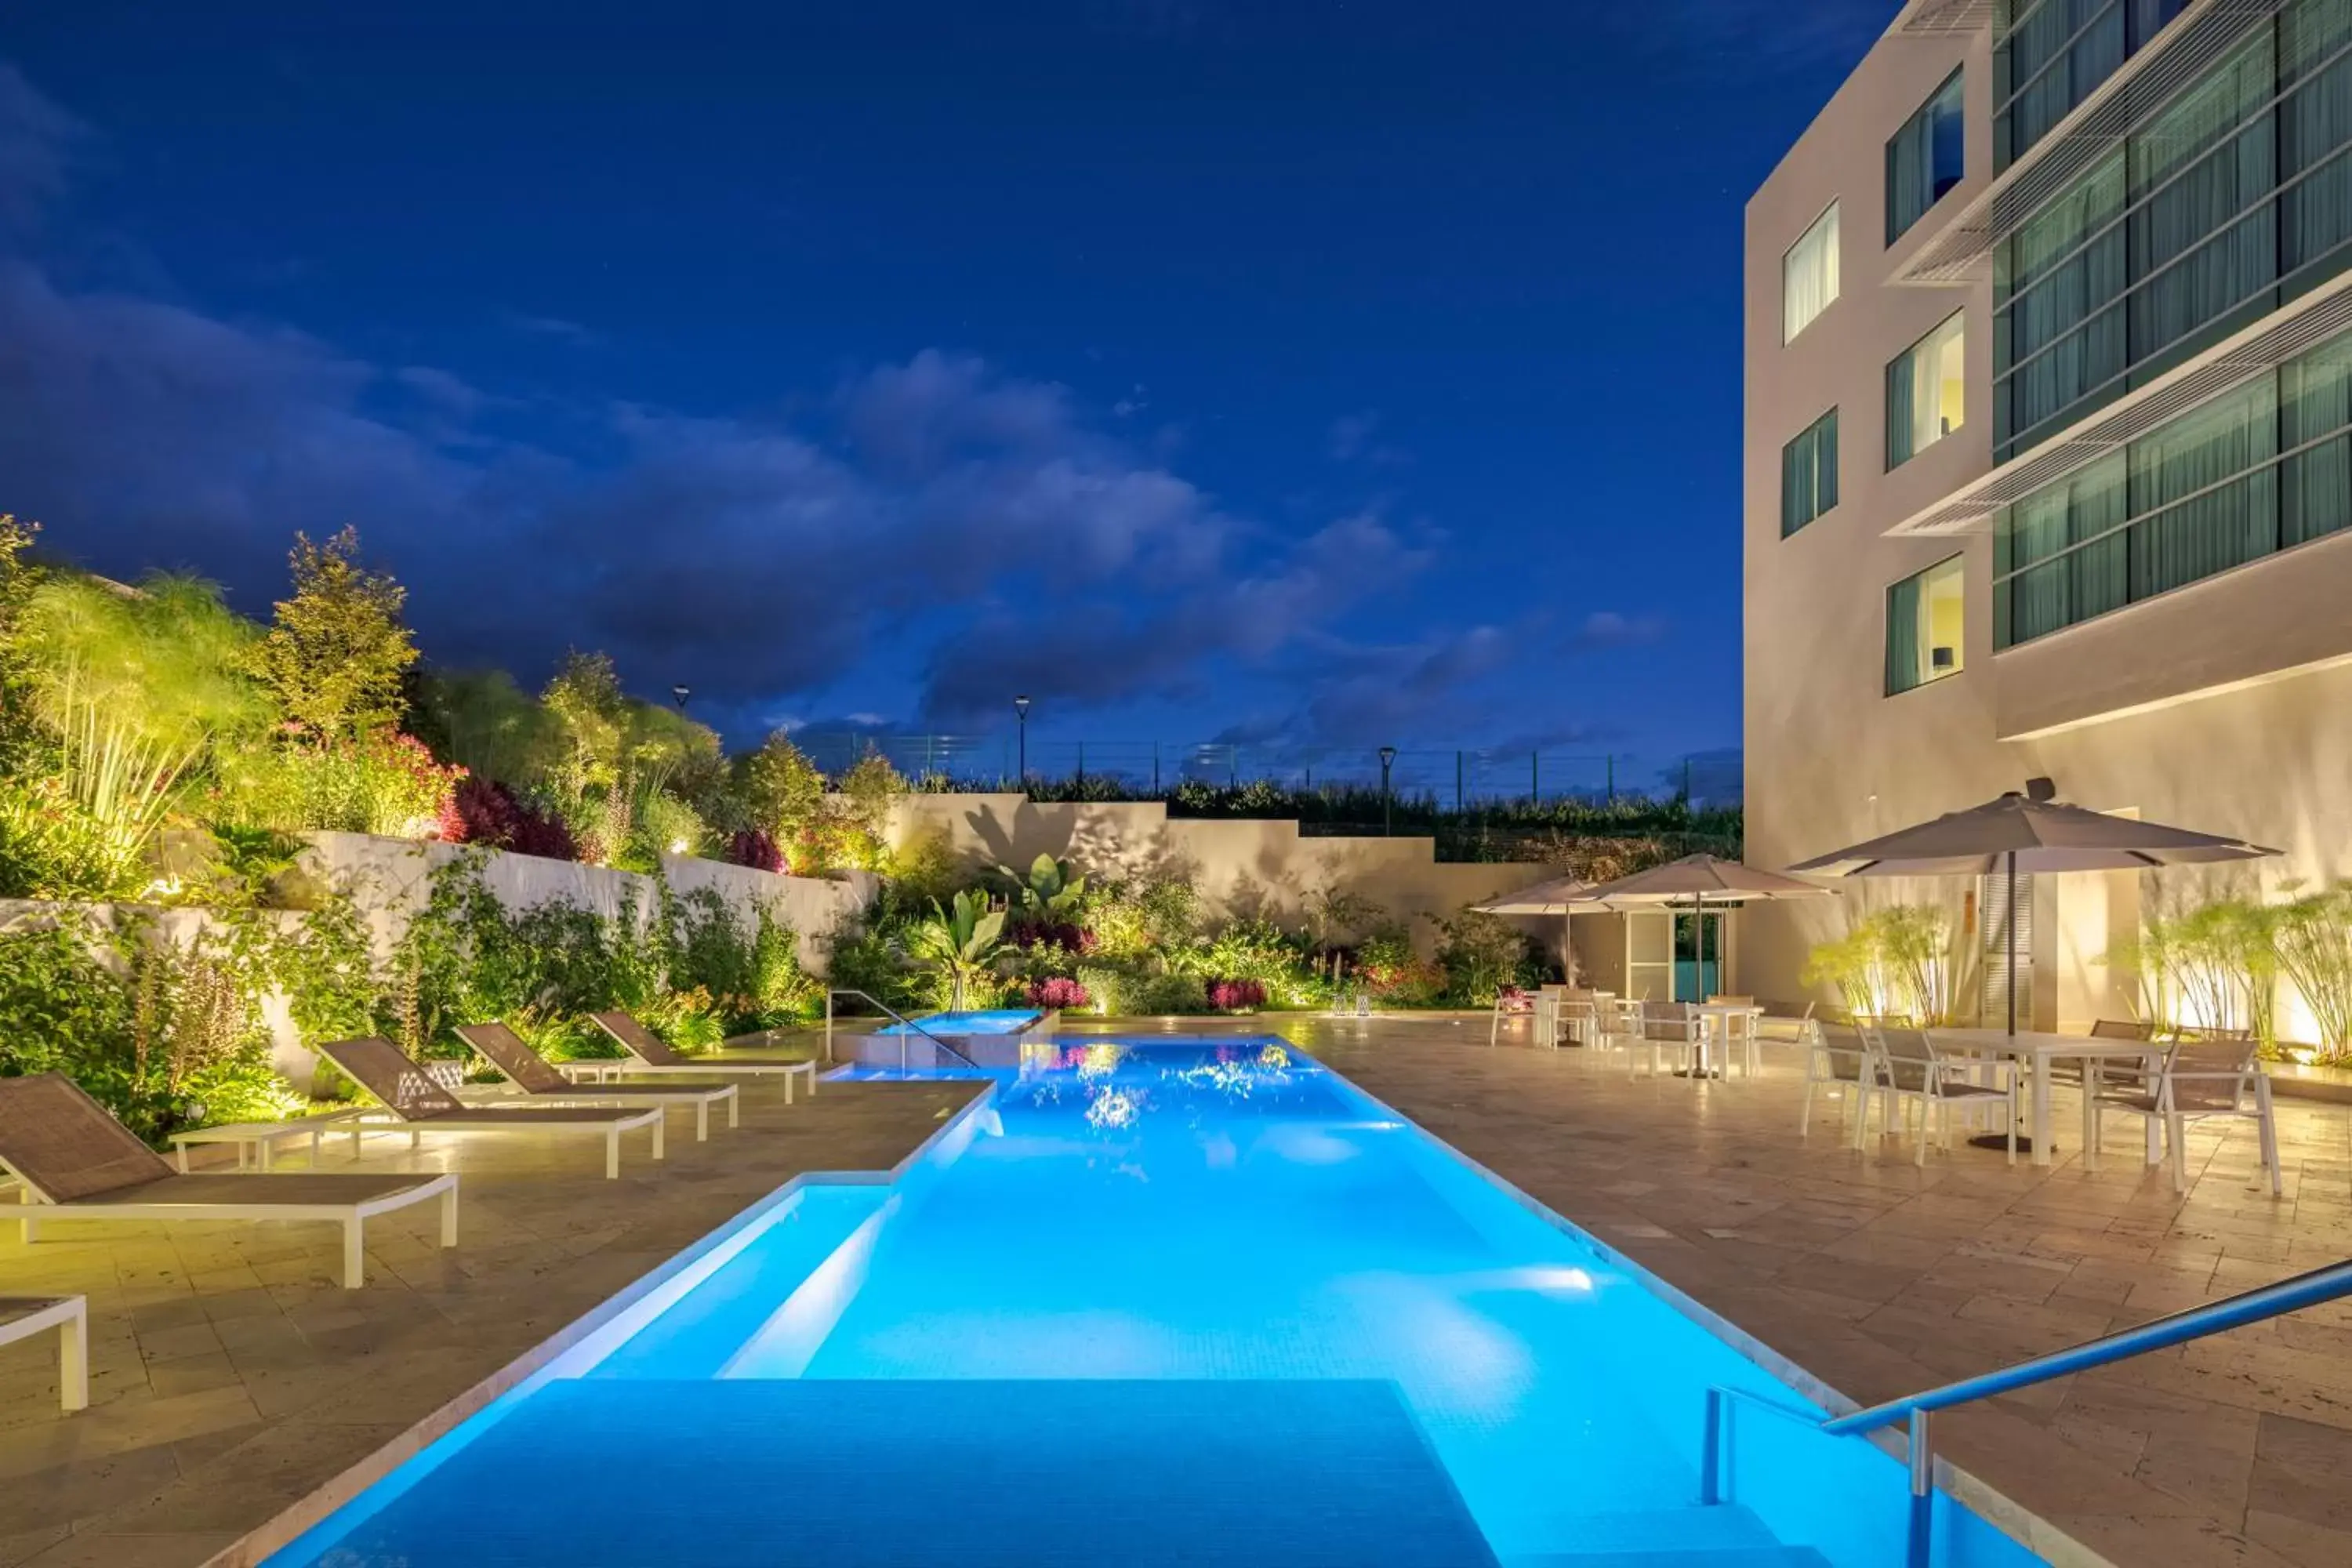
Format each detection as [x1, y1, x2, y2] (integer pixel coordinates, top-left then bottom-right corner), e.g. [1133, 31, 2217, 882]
[209, 1088, 1002, 1568]
[1324, 1065, 2122, 1568]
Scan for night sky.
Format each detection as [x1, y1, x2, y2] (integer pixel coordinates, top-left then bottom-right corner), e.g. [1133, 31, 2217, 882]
[0, 2, 1893, 785]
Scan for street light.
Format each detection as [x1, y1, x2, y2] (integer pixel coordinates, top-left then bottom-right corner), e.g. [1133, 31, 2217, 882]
[670, 683, 690, 712]
[1378, 746, 1398, 836]
[1014, 695, 1032, 783]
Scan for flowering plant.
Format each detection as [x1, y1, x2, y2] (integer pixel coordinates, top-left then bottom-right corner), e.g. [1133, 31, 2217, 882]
[1028, 975, 1091, 1010]
[1207, 978, 1266, 1011]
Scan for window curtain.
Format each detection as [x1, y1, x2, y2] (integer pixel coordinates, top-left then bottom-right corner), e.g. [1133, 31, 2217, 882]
[2282, 0, 2352, 278]
[2128, 378, 2280, 598]
[2002, 156, 2127, 443]
[1886, 572, 1924, 694]
[2128, 35, 2278, 363]
[1889, 73, 1962, 244]
[1886, 350, 1918, 468]
[1783, 206, 1839, 343]
[2282, 335, 2352, 543]
[1817, 411, 1840, 516]
[1995, 455, 2126, 646]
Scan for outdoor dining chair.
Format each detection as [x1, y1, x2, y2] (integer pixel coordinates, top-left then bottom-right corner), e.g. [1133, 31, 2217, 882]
[1798, 1022, 1871, 1147]
[2089, 1033, 2280, 1196]
[1635, 1000, 1701, 1079]
[1858, 1024, 2018, 1166]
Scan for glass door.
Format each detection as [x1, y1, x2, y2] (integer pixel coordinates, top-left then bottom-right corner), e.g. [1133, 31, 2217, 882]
[1672, 911, 1724, 1002]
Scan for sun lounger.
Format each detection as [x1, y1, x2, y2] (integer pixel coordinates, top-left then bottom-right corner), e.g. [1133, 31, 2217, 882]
[319, 1038, 666, 1179]
[455, 1022, 739, 1141]
[586, 1012, 818, 1102]
[1, 1296, 88, 1410]
[0, 1074, 457, 1289]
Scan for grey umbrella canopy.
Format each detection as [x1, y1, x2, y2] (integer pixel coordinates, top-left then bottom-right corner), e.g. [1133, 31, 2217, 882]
[1577, 855, 1834, 1002]
[1788, 788, 2279, 1032]
[1473, 874, 1606, 986]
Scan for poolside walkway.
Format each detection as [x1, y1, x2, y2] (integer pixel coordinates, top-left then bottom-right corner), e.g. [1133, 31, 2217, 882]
[0, 1070, 985, 1568]
[1256, 1014, 2351, 1568]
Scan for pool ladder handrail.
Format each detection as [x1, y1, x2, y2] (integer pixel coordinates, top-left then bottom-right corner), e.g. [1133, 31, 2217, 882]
[1700, 1255, 2352, 1568]
[824, 989, 982, 1072]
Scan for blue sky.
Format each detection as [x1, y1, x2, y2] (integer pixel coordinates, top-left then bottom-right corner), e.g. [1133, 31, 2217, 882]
[0, 1, 1893, 786]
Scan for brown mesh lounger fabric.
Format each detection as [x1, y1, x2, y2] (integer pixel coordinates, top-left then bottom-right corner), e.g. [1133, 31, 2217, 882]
[318, 1037, 667, 1178]
[586, 1012, 818, 1102]
[0, 1074, 458, 1288]
[455, 1022, 739, 1141]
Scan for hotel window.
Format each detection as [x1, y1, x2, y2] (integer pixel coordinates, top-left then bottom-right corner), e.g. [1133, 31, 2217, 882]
[1994, 324, 2352, 647]
[1783, 202, 1840, 343]
[1888, 68, 1965, 244]
[1886, 554, 1966, 695]
[1887, 311, 1966, 468]
[1995, 0, 2189, 171]
[1780, 409, 1840, 536]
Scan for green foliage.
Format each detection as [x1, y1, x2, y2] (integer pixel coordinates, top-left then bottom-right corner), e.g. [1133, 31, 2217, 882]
[2270, 887, 2352, 1060]
[0, 680, 196, 898]
[1431, 906, 1537, 1005]
[0, 909, 309, 1143]
[411, 668, 561, 789]
[0, 515, 45, 777]
[898, 888, 1010, 1011]
[997, 852, 1087, 922]
[736, 731, 827, 842]
[253, 528, 419, 744]
[1803, 906, 1955, 1024]
[215, 729, 459, 837]
[666, 886, 818, 1031]
[21, 572, 274, 756]
[542, 650, 628, 801]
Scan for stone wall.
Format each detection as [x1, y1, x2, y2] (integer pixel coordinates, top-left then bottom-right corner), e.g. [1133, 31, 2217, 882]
[885, 794, 1551, 954]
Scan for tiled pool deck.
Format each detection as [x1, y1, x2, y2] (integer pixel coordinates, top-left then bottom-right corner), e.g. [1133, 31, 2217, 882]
[1, 1018, 2347, 1567]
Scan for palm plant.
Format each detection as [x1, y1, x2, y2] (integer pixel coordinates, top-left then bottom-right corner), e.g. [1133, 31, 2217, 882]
[900, 889, 1010, 1011]
[2273, 887, 2352, 1062]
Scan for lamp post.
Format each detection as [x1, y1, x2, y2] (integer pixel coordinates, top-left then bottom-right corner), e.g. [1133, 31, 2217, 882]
[1378, 746, 1397, 837]
[1014, 695, 1032, 783]
[670, 684, 690, 712]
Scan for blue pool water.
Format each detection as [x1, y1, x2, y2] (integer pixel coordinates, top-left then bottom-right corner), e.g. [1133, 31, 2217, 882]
[270, 1041, 2041, 1567]
[874, 1007, 1042, 1034]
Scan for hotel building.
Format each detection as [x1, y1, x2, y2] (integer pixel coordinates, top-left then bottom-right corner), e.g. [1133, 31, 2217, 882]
[1743, 0, 2352, 1033]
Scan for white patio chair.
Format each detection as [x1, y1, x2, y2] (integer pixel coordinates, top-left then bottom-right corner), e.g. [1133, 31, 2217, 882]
[1706, 995, 1765, 1079]
[2089, 1033, 2280, 1196]
[1860, 1024, 2017, 1166]
[1635, 1000, 1700, 1079]
[1556, 989, 1602, 1050]
[1798, 1021, 1871, 1146]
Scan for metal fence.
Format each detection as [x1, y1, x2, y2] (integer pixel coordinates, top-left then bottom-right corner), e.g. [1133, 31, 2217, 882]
[792, 734, 1726, 807]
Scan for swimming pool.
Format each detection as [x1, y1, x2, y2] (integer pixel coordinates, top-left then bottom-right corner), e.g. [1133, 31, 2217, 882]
[267, 1040, 2043, 1566]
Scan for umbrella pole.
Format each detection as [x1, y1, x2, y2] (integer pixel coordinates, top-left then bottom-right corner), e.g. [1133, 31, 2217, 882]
[2005, 849, 2018, 1036]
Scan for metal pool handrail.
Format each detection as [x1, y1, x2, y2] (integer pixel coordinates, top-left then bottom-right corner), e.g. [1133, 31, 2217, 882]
[824, 989, 981, 1072]
[1702, 1257, 2352, 1567]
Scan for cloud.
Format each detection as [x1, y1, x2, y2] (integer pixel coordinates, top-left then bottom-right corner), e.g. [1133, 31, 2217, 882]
[1327, 409, 1406, 466]
[1569, 610, 1667, 651]
[502, 311, 601, 345]
[1598, 2, 1886, 75]
[0, 65, 82, 227]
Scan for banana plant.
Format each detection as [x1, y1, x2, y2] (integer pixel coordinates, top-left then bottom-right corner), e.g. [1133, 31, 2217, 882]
[994, 852, 1087, 924]
[900, 888, 1011, 1012]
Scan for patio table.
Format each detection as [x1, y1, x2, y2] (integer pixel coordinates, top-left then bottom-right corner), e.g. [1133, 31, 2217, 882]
[1929, 1029, 2161, 1167]
[1691, 1004, 1766, 1079]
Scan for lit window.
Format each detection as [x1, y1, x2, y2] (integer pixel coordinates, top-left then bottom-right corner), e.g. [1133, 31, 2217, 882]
[1886, 554, 1965, 695]
[1887, 69, 1965, 244]
[1780, 408, 1839, 536]
[1887, 311, 1965, 467]
[1783, 202, 1840, 344]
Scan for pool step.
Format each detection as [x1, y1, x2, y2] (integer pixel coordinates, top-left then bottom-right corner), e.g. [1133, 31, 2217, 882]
[310, 1378, 1508, 1566]
[1504, 1552, 1831, 1567]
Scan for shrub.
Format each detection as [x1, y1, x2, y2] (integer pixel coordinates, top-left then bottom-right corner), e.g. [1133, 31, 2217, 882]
[1028, 975, 1091, 1010]
[1207, 978, 1265, 1011]
[438, 776, 579, 860]
[1432, 907, 1537, 1005]
[218, 731, 459, 838]
[253, 528, 420, 744]
[1127, 971, 1208, 1015]
[726, 828, 784, 873]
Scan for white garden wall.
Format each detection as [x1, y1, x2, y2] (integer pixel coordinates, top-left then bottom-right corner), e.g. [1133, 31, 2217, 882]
[886, 794, 1551, 954]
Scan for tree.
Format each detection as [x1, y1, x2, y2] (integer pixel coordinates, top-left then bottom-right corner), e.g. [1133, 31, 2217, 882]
[541, 649, 626, 800]
[735, 731, 826, 840]
[253, 528, 418, 744]
[0, 515, 44, 773]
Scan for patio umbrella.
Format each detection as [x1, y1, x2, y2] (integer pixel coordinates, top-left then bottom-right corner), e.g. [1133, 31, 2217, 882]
[1472, 873, 1604, 985]
[1577, 855, 1835, 1002]
[1787, 783, 2279, 1033]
